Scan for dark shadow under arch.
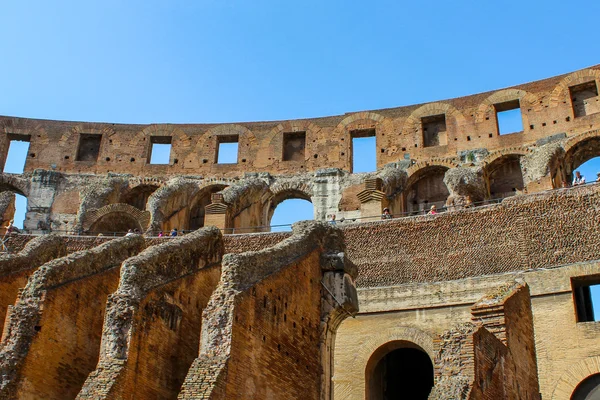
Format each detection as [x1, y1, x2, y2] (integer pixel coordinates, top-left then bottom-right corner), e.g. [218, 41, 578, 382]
[485, 154, 524, 199]
[403, 166, 449, 214]
[121, 184, 160, 211]
[572, 373, 600, 400]
[365, 340, 434, 400]
[188, 184, 228, 231]
[89, 212, 142, 235]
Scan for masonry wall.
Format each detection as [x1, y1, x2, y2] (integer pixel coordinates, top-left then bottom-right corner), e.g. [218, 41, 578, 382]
[343, 184, 600, 287]
[1, 65, 599, 177]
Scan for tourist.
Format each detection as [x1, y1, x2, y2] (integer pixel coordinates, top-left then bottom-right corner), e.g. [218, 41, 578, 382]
[158, 231, 163, 237]
[573, 171, 586, 186]
[427, 205, 437, 215]
[170, 228, 178, 237]
[328, 214, 336, 225]
[596, 172, 600, 183]
[125, 229, 134, 237]
[381, 208, 392, 220]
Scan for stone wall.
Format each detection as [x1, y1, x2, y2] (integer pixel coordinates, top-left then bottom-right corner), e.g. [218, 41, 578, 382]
[343, 183, 600, 287]
[0, 235, 145, 400]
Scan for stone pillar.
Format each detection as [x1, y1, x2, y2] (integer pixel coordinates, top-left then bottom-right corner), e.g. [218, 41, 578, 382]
[443, 166, 487, 210]
[357, 178, 386, 222]
[204, 193, 231, 234]
[25, 169, 61, 233]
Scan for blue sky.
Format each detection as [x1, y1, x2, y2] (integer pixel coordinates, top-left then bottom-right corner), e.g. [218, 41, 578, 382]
[2, 1, 600, 316]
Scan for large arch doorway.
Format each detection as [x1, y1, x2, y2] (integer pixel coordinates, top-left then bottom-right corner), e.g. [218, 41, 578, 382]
[366, 341, 434, 400]
[88, 212, 142, 235]
[572, 373, 600, 400]
[265, 189, 313, 232]
[486, 155, 525, 199]
[403, 166, 449, 215]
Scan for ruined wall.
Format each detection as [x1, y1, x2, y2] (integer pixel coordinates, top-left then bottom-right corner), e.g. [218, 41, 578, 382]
[78, 227, 223, 400]
[0, 235, 66, 335]
[343, 183, 600, 287]
[179, 221, 357, 400]
[0, 235, 145, 400]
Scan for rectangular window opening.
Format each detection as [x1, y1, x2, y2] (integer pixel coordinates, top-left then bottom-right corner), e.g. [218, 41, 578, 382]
[3, 134, 31, 174]
[422, 114, 447, 147]
[570, 81, 600, 118]
[216, 135, 239, 164]
[351, 129, 376, 173]
[282, 131, 306, 162]
[76, 134, 102, 162]
[149, 136, 172, 165]
[495, 100, 523, 135]
[572, 276, 600, 322]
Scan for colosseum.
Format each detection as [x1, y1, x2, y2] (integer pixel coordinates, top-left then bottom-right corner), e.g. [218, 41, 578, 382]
[0, 64, 600, 399]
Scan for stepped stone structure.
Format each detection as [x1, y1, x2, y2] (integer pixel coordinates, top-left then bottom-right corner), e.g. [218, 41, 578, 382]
[0, 65, 600, 398]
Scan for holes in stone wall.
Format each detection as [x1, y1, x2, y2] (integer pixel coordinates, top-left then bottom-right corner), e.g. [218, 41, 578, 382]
[148, 136, 172, 165]
[495, 100, 524, 135]
[282, 131, 306, 161]
[76, 134, 102, 162]
[421, 114, 447, 147]
[570, 81, 600, 118]
[3, 134, 31, 173]
[216, 135, 239, 164]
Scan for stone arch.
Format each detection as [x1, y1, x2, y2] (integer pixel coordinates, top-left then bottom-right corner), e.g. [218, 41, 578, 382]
[551, 356, 600, 399]
[121, 184, 161, 211]
[0, 174, 30, 197]
[475, 88, 539, 123]
[365, 340, 434, 400]
[191, 124, 256, 166]
[563, 129, 600, 177]
[256, 121, 322, 168]
[482, 147, 532, 166]
[264, 180, 314, 226]
[188, 184, 229, 231]
[404, 162, 454, 214]
[129, 124, 192, 164]
[405, 159, 459, 184]
[483, 152, 528, 199]
[402, 102, 467, 146]
[82, 203, 151, 232]
[550, 68, 600, 108]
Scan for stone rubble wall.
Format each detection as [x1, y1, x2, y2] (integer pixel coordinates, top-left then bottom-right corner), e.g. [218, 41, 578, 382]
[0, 235, 145, 400]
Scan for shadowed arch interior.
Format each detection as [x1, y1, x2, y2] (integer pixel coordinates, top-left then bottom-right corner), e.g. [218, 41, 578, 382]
[486, 154, 525, 199]
[571, 373, 600, 400]
[189, 184, 227, 231]
[121, 184, 160, 210]
[403, 166, 449, 214]
[365, 340, 434, 400]
[89, 212, 142, 234]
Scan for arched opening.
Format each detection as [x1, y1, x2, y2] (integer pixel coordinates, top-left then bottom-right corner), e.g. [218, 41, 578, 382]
[0, 184, 29, 233]
[365, 341, 434, 400]
[267, 190, 313, 232]
[565, 137, 600, 185]
[486, 155, 524, 199]
[403, 166, 449, 214]
[121, 185, 159, 210]
[571, 373, 600, 400]
[188, 185, 227, 231]
[88, 212, 141, 235]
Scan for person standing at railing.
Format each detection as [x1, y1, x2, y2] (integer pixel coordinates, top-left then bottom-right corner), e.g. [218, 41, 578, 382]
[427, 205, 437, 215]
[573, 171, 586, 186]
[381, 208, 392, 220]
[328, 214, 336, 225]
[170, 228, 178, 237]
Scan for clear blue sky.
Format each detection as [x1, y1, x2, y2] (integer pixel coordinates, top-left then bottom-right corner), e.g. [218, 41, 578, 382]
[2, 1, 600, 317]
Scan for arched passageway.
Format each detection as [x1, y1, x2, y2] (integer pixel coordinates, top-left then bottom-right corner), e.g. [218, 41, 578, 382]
[265, 189, 313, 232]
[565, 136, 600, 184]
[403, 166, 449, 214]
[486, 155, 524, 199]
[366, 341, 434, 400]
[88, 212, 142, 235]
[571, 373, 600, 400]
[121, 185, 159, 210]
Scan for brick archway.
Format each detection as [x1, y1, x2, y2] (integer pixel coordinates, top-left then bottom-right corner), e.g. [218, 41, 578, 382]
[402, 102, 467, 147]
[552, 356, 600, 400]
[82, 203, 151, 231]
[475, 88, 539, 123]
[264, 180, 314, 227]
[550, 69, 600, 108]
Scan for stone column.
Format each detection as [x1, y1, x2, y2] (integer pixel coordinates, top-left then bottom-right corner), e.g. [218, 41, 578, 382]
[204, 193, 231, 234]
[357, 178, 386, 222]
